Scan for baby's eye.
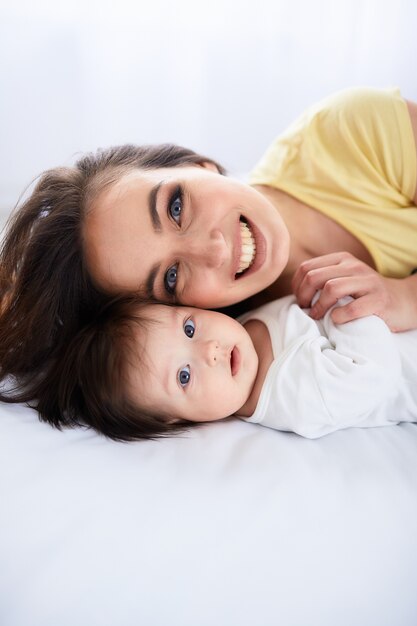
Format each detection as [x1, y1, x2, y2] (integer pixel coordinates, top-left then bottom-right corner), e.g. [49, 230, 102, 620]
[178, 365, 191, 387]
[183, 318, 195, 338]
[164, 264, 178, 295]
[168, 187, 183, 225]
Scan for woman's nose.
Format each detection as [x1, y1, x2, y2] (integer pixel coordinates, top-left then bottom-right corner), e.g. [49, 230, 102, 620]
[186, 229, 228, 268]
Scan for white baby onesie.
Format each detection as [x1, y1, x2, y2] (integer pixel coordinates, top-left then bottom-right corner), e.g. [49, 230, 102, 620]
[238, 296, 417, 438]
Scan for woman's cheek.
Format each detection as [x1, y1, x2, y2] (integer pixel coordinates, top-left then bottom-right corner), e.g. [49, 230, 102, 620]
[186, 278, 221, 308]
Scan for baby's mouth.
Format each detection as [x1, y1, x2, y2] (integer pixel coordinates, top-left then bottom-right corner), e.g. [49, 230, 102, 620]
[230, 346, 240, 376]
[235, 217, 256, 278]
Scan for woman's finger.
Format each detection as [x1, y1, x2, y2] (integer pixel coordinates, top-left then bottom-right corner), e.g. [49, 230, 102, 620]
[294, 259, 366, 307]
[291, 251, 354, 295]
[295, 267, 351, 308]
[330, 295, 379, 325]
[291, 253, 340, 294]
[309, 276, 369, 318]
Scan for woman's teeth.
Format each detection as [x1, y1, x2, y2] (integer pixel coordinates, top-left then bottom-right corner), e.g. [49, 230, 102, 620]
[237, 220, 256, 274]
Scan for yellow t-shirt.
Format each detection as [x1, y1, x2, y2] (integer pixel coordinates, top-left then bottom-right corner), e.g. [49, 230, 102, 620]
[249, 87, 417, 278]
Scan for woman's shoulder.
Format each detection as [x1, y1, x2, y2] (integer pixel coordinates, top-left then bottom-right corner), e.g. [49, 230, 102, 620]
[250, 87, 377, 186]
[278, 86, 405, 149]
[249, 86, 409, 191]
[308, 86, 402, 113]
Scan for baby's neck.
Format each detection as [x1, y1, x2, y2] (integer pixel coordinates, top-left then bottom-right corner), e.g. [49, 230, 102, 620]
[238, 319, 273, 417]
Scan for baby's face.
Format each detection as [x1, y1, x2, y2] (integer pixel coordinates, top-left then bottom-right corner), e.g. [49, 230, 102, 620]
[127, 305, 259, 423]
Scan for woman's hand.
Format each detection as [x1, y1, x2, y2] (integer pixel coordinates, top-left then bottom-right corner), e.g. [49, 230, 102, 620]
[291, 251, 417, 332]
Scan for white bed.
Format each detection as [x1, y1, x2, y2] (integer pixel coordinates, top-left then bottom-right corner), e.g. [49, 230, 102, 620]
[1, 400, 416, 626]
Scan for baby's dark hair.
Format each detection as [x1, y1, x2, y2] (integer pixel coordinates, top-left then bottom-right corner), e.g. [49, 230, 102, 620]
[0, 143, 225, 411]
[33, 296, 195, 441]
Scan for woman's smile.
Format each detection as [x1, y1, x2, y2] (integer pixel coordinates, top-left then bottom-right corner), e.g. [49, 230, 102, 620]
[234, 218, 256, 276]
[234, 215, 266, 280]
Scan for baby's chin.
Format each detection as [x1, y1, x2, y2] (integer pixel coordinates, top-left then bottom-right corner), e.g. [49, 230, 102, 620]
[179, 412, 231, 424]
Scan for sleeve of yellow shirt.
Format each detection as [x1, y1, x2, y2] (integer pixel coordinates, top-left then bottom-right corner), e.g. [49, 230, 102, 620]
[249, 87, 417, 209]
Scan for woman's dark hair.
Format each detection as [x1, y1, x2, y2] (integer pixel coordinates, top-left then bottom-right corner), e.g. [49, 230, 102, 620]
[0, 144, 225, 410]
[36, 296, 195, 442]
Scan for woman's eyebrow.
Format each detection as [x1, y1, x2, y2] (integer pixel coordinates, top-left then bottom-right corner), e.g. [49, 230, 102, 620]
[145, 263, 160, 299]
[148, 181, 165, 232]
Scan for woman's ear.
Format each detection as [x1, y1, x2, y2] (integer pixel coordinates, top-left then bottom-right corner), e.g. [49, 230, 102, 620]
[199, 161, 220, 173]
[165, 416, 182, 425]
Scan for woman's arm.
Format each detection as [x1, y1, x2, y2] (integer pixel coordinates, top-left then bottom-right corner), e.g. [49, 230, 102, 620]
[292, 252, 417, 332]
[406, 99, 417, 205]
[292, 97, 417, 332]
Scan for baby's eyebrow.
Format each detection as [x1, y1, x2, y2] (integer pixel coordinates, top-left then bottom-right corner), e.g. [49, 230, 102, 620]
[149, 304, 184, 397]
[164, 308, 186, 394]
[161, 361, 171, 396]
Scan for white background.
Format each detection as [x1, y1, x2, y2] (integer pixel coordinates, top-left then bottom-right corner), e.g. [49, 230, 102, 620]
[1, 0, 417, 219]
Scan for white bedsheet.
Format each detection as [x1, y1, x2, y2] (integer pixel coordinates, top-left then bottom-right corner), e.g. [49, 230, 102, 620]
[1, 401, 416, 626]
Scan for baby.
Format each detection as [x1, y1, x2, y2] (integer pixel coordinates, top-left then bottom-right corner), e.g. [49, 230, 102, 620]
[58, 294, 417, 441]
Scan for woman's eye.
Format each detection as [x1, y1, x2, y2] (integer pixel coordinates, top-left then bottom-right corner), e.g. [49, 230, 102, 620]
[178, 365, 191, 387]
[183, 318, 195, 338]
[169, 187, 183, 225]
[164, 264, 178, 295]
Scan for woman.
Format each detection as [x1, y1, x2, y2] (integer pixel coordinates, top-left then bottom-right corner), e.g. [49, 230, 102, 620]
[1, 86, 417, 407]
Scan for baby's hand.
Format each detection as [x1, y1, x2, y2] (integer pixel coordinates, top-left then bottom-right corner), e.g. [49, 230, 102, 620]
[292, 251, 417, 332]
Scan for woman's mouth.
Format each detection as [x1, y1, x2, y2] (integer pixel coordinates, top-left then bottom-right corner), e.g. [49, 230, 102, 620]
[234, 216, 266, 279]
[236, 219, 256, 274]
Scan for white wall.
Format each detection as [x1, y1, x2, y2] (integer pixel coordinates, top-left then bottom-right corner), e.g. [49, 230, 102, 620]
[1, 0, 417, 220]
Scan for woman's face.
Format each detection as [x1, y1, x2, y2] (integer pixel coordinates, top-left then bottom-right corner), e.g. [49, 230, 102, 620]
[84, 163, 290, 308]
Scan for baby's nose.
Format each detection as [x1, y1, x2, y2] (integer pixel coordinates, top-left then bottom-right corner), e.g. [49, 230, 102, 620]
[203, 339, 220, 366]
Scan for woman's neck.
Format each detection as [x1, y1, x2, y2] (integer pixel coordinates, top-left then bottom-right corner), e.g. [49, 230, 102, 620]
[252, 184, 376, 293]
